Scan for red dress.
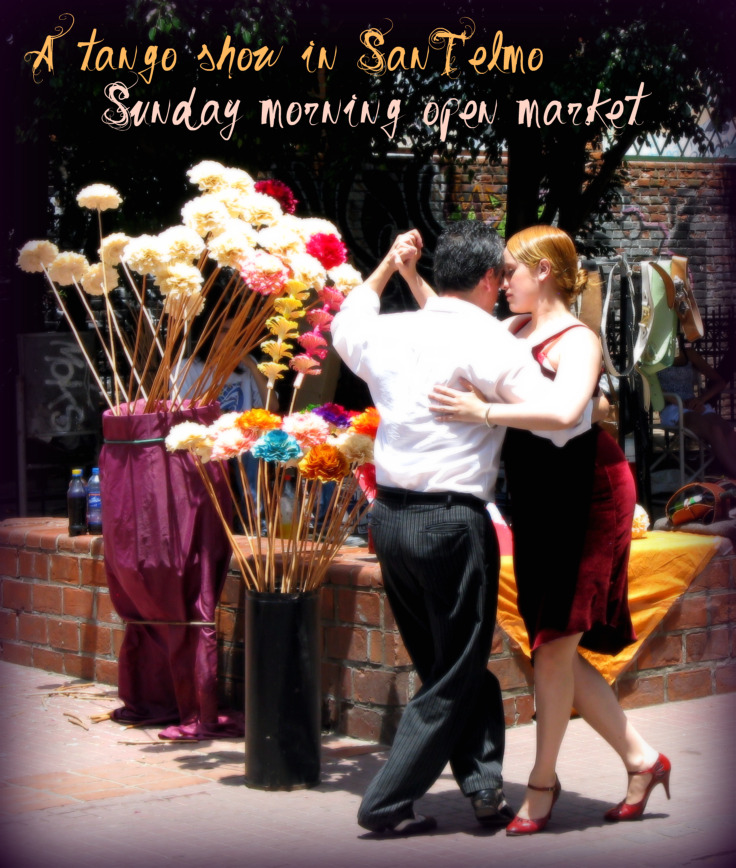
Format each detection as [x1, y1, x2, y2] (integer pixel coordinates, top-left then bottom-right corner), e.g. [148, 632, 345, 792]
[502, 323, 637, 654]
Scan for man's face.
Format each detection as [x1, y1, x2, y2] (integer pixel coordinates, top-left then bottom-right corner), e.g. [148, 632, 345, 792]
[479, 268, 502, 314]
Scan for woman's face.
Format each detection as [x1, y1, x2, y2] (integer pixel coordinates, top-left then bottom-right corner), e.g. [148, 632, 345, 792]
[502, 249, 540, 313]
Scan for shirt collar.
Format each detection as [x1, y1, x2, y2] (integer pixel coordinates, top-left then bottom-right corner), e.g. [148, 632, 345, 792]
[425, 295, 489, 317]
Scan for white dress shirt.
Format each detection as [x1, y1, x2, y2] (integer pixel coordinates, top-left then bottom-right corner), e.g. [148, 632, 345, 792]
[331, 284, 590, 502]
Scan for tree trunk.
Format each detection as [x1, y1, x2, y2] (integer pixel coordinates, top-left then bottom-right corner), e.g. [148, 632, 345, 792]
[505, 127, 544, 237]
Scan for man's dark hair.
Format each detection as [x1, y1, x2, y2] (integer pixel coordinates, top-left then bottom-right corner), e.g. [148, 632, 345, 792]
[433, 222, 504, 293]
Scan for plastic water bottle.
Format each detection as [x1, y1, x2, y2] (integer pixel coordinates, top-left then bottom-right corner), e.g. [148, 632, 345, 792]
[67, 469, 87, 537]
[86, 467, 102, 535]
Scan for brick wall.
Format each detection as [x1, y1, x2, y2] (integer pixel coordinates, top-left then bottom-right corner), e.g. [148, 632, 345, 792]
[1, 517, 734, 743]
[436, 156, 736, 309]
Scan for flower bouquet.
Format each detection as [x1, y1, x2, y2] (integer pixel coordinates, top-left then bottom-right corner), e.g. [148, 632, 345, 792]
[16, 161, 368, 743]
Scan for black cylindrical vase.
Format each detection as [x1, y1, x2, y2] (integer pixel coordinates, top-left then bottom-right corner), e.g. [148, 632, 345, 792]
[244, 589, 321, 790]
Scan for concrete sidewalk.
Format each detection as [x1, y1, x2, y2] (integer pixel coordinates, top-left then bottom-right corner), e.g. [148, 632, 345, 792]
[1, 660, 734, 868]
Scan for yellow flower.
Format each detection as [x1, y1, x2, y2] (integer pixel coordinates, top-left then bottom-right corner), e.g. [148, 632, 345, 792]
[81, 263, 119, 296]
[284, 281, 311, 301]
[257, 361, 289, 382]
[76, 183, 122, 211]
[48, 252, 89, 286]
[266, 316, 300, 340]
[165, 421, 214, 462]
[273, 296, 305, 318]
[261, 339, 294, 360]
[99, 233, 131, 267]
[17, 240, 60, 273]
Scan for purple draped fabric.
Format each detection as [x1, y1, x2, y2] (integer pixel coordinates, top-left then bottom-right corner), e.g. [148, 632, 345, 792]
[99, 400, 243, 740]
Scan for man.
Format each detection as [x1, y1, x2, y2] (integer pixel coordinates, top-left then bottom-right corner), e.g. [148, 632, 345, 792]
[331, 222, 589, 835]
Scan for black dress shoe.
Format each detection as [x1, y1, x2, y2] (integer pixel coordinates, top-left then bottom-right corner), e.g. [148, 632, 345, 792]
[471, 788, 515, 826]
[369, 814, 438, 836]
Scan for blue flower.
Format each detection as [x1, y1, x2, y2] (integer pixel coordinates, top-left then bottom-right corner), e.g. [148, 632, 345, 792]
[252, 430, 303, 463]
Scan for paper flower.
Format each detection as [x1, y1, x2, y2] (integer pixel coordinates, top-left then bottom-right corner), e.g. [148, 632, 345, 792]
[157, 226, 206, 264]
[241, 251, 290, 295]
[81, 263, 119, 296]
[265, 315, 300, 341]
[257, 223, 305, 257]
[298, 330, 329, 359]
[236, 409, 282, 433]
[290, 354, 322, 376]
[312, 403, 352, 428]
[334, 432, 374, 465]
[350, 407, 380, 439]
[222, 166, 256, 194]
[211, 425, 254, 461]
[255, 179, 298, 214]
[632, 504, 650, 539]
[239, 191, 283, 227]
[317, 285, 346, 311]
[288, 252, 327, 291]
[306, 233, 348, 270]
[328, 263, 363, 294]
[306, 305, 334, 330]
[123, 235, 167, 275]
[165, 422, 214, 462]
[17, 240, 59, 273]
[298, 443, 350, 481]
[281, 412, 331, 449]
[186, 160, 229, 192]
[181, 195, 231, 238]
[155, 263, 203, 296]
[296, 217, 341, 240]
[76, 184, 122, 211]
[257, 361, 290, 383]
[273, 296, 305, 319]
[207, 222, 258, 269]
[261, 340, 293, 362]
[98, 233, 131, 267]
[252, 429, 302, 463]
[48, 252, 89, 286]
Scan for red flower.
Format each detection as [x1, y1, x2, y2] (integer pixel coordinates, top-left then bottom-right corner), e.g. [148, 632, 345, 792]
[254, 179, 298, 214]
[306, 233, 348, 270]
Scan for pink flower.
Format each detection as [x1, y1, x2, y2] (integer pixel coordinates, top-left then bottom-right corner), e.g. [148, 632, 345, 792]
[298, 330, 328, 359]
[240, 251, 289, 295]
[211, 426, 255, 461]
[254, 179, 298, 214]
[306, 233, 347, 270]
[306, 305, 334, 330]
[318, 285, 345, 311]
[281, 412, 331, 449]
[290, 354, 322, 376]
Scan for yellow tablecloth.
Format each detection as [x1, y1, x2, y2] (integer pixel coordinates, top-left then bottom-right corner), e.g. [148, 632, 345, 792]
[497, 531, 723, 683]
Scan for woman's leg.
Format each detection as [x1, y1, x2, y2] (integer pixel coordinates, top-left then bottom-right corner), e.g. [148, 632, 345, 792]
[682, 412, 736, 477]
[572, 653, 660, 803]
[516, 632, 582, 820]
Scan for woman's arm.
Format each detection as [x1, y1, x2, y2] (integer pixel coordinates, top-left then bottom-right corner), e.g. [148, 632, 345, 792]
[430, 328, 602, 431]
[391, 230, 436, 308]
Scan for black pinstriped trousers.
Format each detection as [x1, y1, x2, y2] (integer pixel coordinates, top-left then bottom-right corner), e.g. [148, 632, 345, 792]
[358, 494, 505, 830]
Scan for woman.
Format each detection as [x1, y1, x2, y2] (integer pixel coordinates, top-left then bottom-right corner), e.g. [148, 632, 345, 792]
[658, 334, 736, 478]
[420, 226, 670, 835]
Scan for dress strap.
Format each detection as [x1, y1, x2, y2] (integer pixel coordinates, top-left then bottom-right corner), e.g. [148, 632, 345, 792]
[532, 323, 590, 365]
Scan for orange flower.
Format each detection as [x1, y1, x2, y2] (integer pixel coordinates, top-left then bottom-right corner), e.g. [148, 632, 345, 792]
[350, 407, 380, 439]
[236, 409, 281, 433]
[298, 443, 350, 481]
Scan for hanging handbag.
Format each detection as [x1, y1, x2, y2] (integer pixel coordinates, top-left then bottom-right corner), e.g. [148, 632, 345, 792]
[670, 255, 704, 341]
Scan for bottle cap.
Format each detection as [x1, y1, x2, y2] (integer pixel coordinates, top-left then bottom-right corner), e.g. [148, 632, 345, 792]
[72, 468, 83, 476]
[92, 467, 99, 474]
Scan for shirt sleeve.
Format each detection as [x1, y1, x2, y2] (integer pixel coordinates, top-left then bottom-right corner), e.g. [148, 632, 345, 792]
[330, 284, 381, 377]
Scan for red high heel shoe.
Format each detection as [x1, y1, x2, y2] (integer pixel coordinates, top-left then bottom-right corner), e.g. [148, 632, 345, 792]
[506, 776, 561, 836]
[604, 753, 671, 821]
